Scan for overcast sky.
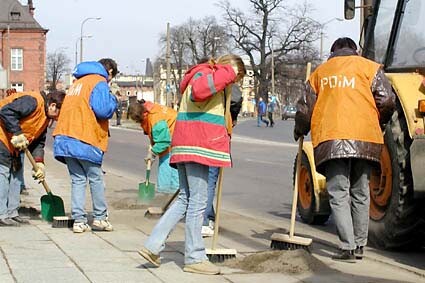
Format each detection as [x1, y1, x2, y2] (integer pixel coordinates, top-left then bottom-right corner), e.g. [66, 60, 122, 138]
[28, 0, 360, 73]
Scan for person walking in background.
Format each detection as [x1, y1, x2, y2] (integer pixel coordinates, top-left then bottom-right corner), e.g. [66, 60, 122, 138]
[257, 97, 268, 127]
[138, 54, 246, 275]
[129, 100, 179, 194]
[53, 58, 118, 233]
[294, 37, 395, 262]
[202, 83, 243, 237]
[0, 90, 65, 226]
[114, 90, 123, 126]
[267, 93, 276, 128]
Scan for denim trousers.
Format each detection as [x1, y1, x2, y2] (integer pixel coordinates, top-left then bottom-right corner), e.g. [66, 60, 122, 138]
[325, 158, 371, 250]
[0, 163, 21, 219]
[64, 157, 108, 223]
[257, 114, 268, 126]
[203, 166, 219, 225]
[157, 153, 179, 194]
[144, 162, 209, 265]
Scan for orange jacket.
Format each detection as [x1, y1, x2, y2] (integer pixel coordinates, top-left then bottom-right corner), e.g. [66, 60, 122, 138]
[141, 102, 177, 157]
[53, 74, 110, 152]
[309, 55, 383, 147]
[0, 91, 49, 153]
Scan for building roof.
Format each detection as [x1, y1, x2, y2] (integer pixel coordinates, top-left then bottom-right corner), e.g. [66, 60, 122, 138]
[0, 0, 45, 31]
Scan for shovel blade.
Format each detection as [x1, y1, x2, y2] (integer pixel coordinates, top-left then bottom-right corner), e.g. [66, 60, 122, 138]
[41, 193, 65, 222]
[138, 181, 155, 202]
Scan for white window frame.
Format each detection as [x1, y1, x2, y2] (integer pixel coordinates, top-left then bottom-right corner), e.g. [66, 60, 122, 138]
[11, 48, 23, 71]
[11, 82, 23, 92]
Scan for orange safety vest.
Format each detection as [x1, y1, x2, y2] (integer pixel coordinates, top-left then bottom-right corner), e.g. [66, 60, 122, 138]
[309, 55, 383, 147]
[141, 102, 177, 156]
[53, 74, 110, 152]
[0, 91, 49, 153]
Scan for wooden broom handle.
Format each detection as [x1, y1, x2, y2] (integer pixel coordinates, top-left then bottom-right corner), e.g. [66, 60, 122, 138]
[290, 136, 303, 238]
[24, 149, 51, 194]
[211, 167, 224, 250]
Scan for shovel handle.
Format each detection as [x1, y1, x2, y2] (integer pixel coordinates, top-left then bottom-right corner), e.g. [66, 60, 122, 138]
[24, 149, 51, 194]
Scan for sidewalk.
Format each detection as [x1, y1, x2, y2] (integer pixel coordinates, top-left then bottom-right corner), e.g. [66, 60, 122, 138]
[1, 142, 424, 282]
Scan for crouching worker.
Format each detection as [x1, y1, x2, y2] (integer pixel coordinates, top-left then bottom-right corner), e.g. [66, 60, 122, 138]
[129, 100, 179, 194]
[0, 90, 65, 226]
[53, 58, 118, 233]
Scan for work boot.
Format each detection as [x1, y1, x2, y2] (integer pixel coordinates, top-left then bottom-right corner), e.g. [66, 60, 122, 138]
[183, 260, 220, 275]
[331, 249, 356, 263]
[354, 246, 364, 260]
[11, 216, 30, 224]
[73, 222, 91, 233]
[0, 218, 20, 227]
[138, 246, 161, 267]
[92, 219, 113, 231]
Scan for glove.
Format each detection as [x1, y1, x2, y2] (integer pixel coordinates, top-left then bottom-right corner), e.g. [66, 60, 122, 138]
[11, 134, 29, 151]
[294, 129, 303, 142]
[32, 162, 45, 182]
[144, 150, 157, 165]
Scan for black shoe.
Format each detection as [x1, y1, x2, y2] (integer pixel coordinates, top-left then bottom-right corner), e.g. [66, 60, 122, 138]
[354, 246, 364, 260]
[331, 249, 356, 263]
[0, 218, 20, 227]
[11, 216, 30, 224]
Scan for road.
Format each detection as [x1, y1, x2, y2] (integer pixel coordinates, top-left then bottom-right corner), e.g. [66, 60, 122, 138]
[103, 118, 299, 224]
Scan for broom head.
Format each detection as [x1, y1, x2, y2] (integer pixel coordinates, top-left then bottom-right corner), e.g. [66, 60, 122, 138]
[270, 232, 312, 251]
[206, 248, 237, 263]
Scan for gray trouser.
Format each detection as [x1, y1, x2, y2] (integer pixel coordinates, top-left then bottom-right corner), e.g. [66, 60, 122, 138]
[325, 158, 371, 250]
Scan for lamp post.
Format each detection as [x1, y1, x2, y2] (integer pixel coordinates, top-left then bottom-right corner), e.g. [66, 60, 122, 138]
[75, 35, 92, 66]
[80, 17, 101, 62]
[319, 18, 344, 60]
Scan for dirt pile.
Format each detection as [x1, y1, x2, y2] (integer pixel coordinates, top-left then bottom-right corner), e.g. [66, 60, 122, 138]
[222, 249, 327, 274]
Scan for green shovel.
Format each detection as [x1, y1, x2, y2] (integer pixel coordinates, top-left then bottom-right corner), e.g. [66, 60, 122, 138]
[25, 149, 65, 222]
[138, 146, 155, 202]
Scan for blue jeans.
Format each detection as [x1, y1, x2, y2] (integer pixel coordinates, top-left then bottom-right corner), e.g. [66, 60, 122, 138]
[144, 162, 209, 265]
[257, 114, 268, 127]
[64, 157, 108, 223]
[203, 166, 219, 225]
[0, 163, 21, 219]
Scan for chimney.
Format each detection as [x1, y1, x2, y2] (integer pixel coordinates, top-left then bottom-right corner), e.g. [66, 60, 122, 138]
[28, 0, 35, 16]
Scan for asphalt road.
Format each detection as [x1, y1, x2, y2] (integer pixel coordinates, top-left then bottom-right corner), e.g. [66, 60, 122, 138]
[101, 117, 299, 223]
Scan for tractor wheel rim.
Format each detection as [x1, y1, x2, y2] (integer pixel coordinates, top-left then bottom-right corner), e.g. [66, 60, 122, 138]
[298, 166, 312, 210]
[369, 145, 392, 221]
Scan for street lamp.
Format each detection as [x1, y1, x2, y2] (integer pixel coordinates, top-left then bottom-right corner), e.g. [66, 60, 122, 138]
[75, 35, 92, 66]
[319, 18, 344, 60]
[80, 17, 101, 62]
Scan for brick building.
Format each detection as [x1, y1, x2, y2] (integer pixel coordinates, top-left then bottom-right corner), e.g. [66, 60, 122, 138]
[0, 0, 47, 97]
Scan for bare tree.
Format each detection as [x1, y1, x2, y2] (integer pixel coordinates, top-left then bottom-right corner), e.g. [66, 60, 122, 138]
[46, 49, 71, 91]
[220, 0, 321, 101]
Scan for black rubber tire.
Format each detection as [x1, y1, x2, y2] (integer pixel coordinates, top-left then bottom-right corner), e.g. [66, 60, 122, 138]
[368, 101, 425, 250]
[294, 152, 331, 225]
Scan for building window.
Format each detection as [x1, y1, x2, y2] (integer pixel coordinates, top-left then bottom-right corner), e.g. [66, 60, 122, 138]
[11, 48, 23, 71]
[11, 83, 23, 92]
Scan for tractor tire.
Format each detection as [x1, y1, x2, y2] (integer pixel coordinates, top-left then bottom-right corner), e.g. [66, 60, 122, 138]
[368, 101, 425, 250]
[294, 152, 331, 225]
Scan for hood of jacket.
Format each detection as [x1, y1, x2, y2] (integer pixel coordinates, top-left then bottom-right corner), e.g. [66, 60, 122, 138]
[72, 61, 108, 79]
[179, 63, 213, 93]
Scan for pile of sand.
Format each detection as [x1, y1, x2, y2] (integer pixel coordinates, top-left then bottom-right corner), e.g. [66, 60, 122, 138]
[222, 249, 327, 274]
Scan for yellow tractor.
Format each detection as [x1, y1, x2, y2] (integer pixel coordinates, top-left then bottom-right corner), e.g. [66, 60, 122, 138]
[297, 0, 425, 249]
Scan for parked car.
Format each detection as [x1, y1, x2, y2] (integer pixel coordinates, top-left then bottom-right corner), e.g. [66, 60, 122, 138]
[281, 105, 297, 120]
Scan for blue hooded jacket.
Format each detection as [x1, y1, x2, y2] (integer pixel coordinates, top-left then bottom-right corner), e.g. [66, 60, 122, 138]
[53, 61, 117, 165]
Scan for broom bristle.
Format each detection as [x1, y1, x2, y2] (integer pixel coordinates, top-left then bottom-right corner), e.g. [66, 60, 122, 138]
[52, 216, 74, 228]
[270, 239, 311, 252]
[206, 248, 237, 263]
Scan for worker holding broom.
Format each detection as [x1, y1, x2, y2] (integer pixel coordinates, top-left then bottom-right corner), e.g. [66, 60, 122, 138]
[294, 37, 395, 262]
[0, 90, 65, 226]
[53, 58, 118, 233]
[129, 99, 179, 194]
[138, 54, 246, 275]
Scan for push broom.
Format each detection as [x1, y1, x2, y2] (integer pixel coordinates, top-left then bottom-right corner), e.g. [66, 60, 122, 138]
[206, 167, 237, 262]
[270, 62, 313, 251]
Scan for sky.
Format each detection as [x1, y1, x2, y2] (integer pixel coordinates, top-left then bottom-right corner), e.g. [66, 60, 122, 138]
[27, 0, 360, 74]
